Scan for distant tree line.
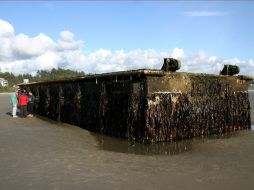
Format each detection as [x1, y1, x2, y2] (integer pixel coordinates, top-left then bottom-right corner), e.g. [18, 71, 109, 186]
[0, 68, 85, 87]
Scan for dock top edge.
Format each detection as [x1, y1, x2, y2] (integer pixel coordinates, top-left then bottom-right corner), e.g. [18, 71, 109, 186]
[18, 69, 165, 86]
[17, 69, 253, 86]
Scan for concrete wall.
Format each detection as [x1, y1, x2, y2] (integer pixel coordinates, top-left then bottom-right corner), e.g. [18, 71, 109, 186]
[27, 77, 147, 141]
[144, 73, 251, 142]
[22, 72, 251, 143]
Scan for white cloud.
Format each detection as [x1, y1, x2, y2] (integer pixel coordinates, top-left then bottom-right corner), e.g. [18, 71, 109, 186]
[171, 48, 184, 59]
[0, 37, 13, 61]
[12, 33, 54, 59]
[59, 30, 74, 42]
[179, 51, 224, 74]
[0, 19, 14, 37]
[81, 48, 169, 73]
[56, 30, 83, 51]
[183, 11, 227, 17]
[0, 19, 253, 78]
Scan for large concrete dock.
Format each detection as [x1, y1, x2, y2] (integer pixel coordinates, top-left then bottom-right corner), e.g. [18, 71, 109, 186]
[20, 69, 251, 142]
[1, 93, 254, 190]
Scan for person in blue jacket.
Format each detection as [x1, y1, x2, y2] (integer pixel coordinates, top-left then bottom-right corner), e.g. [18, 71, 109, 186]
[10, 90, 18, 118]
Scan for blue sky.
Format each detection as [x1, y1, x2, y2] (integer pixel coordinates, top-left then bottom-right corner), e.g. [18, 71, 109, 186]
[0, 1, 254, 75]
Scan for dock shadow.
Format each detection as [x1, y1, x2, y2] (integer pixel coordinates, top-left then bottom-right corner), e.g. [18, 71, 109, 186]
[90, 131, 243, 156]
[90, 132, 194, 156]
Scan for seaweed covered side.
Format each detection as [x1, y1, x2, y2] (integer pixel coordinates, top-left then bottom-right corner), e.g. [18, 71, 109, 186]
[144, 74, 251, 142]
[20, 72, 251, 143]
[23, 76, 147, 140]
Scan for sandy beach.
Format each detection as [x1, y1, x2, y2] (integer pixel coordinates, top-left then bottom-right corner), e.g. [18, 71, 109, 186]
[0, 92, 254, 190]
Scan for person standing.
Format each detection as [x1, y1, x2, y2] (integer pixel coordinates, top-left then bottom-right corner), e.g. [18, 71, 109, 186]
[18, 90, 29, 118]
[10, 91, 18, 118]
[27, 92, 35, 117]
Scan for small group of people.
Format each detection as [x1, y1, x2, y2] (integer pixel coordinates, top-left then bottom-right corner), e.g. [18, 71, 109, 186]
[9, 89, 35, 118]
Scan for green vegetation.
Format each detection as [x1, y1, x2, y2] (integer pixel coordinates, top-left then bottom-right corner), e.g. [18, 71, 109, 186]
[0, 86, 16, 93]
[0, 68, 85, 91]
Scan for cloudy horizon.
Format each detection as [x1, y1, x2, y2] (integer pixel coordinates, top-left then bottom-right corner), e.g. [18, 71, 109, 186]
[0, 18, 253, 77]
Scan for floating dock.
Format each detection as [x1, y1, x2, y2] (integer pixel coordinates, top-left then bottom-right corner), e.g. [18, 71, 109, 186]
[19, 59, 252, 143]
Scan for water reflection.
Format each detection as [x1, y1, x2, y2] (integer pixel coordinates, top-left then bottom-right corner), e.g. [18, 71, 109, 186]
[92, 133, 192, 155]
[92, 132, 240, 155]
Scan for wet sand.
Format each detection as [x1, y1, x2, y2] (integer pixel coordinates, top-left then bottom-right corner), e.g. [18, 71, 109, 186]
[0, 92, 254, 190]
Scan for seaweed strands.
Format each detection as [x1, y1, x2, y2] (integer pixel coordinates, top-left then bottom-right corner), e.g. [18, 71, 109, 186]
[21, 71, 251, 143]
[145, 92, 190, 143]
[144, 91, 251, 143]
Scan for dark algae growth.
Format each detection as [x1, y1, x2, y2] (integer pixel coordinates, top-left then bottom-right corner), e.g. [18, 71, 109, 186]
[19, 58, 252, 143]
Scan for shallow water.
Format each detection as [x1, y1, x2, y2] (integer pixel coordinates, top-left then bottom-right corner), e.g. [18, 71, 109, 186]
[0, 92, 254, 190]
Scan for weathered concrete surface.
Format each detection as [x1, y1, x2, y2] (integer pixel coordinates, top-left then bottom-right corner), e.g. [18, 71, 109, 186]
[22, 72, 251, 142]
[1, 93, 254, 190]
[145, 73, 251, 142]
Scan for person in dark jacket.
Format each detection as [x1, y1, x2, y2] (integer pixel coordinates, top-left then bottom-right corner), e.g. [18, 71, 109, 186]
[27, 92, 35, 117]
[18, 90, 29, 118]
